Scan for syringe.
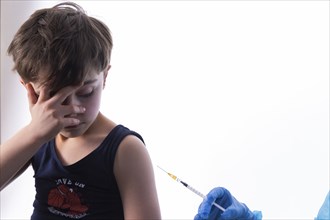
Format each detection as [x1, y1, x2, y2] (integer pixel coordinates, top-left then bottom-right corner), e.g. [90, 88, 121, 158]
[157, 166, 225, 212]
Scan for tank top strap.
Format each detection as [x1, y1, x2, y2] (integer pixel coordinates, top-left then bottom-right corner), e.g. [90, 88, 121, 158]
[101, 124, 145, 169]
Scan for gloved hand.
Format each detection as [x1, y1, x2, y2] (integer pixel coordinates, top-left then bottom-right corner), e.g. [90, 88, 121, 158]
[194, 187, 262, 220]
[315, 191, 329, 220]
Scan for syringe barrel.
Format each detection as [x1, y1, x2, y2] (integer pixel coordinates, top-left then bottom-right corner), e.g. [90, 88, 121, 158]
[186, 184, 206, 199]
[183, 182, 226, 212]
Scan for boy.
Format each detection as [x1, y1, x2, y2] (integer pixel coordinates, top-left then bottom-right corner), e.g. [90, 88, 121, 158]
[0, 2, 161, 219]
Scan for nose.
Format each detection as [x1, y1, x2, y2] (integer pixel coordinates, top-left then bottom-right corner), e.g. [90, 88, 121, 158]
[62, 95, 80, 106]
[63, 96, 81, 118]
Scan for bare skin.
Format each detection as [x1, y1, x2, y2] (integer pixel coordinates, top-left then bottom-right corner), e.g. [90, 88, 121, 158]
[0, 84, 85, 190]
[0, 68, 161, 219]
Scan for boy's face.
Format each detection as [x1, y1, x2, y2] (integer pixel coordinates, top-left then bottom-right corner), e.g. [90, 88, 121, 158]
[28, 68, 108, 138]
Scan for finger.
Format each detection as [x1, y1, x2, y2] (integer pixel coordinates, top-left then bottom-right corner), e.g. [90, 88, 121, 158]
[207, 187, 226, 201]
[61, 105, 86, 116]
[26, 83, 38, 106]
[51, 85, 82, 104]
[193, 213, 204, 220]
[61, 117, 81, 127]
[220, 210, 235, 220]
[221, 207, 241, 220]
[220, 198, 248, 219]
[197, 199, 213, 219]
[208, 187, 233, 211]
[37, 86, 50, 102]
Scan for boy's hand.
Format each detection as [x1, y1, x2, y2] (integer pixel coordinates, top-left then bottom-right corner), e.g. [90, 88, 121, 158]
[26, 84, 85, 142]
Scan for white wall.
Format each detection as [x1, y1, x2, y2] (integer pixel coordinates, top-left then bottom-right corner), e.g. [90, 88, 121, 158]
[1, 1, 329, 219]
[1, 1, 58, 219]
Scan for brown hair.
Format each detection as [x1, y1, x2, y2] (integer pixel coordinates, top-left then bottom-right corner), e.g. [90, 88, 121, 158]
[7, 2, 113, 94]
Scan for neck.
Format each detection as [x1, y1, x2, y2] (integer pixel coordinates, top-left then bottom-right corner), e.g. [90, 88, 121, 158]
[56, 112, 115, 144]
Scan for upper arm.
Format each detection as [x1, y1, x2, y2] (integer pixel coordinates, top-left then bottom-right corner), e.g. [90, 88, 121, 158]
[114, 135, 161, 219]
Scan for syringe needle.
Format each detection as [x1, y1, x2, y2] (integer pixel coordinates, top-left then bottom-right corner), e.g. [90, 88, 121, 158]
[157, 165, 179, 181]
[157, 166, 226, 212]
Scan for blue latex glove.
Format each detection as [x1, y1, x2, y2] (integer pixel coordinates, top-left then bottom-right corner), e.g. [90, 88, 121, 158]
[194, 187, 262, 220]
[315, 191, 329, 220]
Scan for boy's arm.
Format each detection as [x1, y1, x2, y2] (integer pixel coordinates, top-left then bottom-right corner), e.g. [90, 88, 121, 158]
[0, 126, 45, 190]
[114, 135, 161, 219]
[1, 158, 31, 190]
[0, 84, 85, 190]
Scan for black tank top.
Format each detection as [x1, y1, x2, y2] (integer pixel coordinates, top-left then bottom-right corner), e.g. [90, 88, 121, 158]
[31, 125, 144, 220]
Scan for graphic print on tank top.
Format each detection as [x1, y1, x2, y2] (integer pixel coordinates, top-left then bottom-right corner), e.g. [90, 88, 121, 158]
[47, 178, 89, 219]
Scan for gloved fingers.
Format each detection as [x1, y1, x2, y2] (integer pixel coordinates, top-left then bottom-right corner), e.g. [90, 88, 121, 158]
[194, 212, 206, 220]
[212, 187, 234, 209]
[220, 202, 255, 220]
[206, 187, 227, 202]
[220, 203, 243, 219]
[195, 197, 214, 219]
[203, 187, 236, 219]
[206, 187, 233, 207]
[194, 187, 229, 219]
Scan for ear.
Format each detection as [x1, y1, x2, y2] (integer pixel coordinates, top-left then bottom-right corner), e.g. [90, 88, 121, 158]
[103, 65, 111, 88]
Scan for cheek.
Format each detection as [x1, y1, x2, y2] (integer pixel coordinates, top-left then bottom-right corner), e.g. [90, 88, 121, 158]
[84, 103, 100, 119]
[82, 93, 102, 119]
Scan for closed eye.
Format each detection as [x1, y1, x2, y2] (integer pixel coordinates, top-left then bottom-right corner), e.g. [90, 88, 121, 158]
[77, 90, 94, 98]
[77, 87, 94, 98]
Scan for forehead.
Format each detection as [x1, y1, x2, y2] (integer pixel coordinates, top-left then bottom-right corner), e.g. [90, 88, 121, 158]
[31, 70, 102, 92]
[83, 70, 102, 82]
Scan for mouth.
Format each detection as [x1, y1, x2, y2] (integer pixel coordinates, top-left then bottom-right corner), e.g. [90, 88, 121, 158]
[64, 125, 78, 129]
[64, 123, 83, 130]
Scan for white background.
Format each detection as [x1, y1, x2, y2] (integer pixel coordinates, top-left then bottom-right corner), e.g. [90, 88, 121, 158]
[1, 1, 329, 219]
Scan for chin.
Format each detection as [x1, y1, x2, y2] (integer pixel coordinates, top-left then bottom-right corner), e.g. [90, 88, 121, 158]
[59, 131, 83, 138]
[60, 124, 89, 138]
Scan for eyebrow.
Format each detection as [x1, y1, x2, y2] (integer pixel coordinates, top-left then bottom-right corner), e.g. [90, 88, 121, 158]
[83, 79, 98, 85]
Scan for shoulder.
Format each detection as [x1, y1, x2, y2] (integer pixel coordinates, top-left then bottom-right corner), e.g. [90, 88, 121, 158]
[113, 130, 161, 219]
[112, 125, 151, 179]
[113, 129, 155, 199]
[32, 141, 53, 164]
[114, 133, 148, 171]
